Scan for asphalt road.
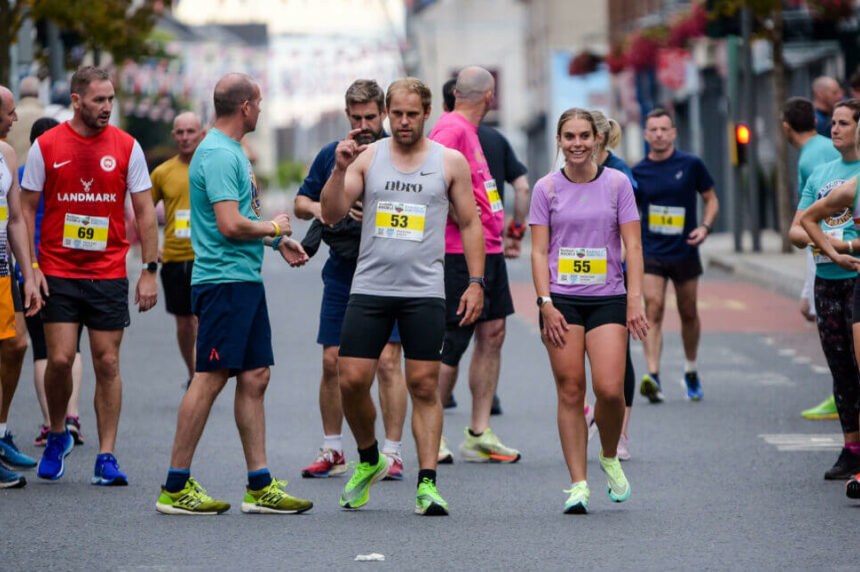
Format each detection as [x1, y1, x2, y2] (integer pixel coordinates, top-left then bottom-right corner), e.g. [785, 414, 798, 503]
[1, 226, 855, 571]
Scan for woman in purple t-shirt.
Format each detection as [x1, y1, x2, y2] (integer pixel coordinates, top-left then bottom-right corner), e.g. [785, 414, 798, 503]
[530, 108, 648, 514]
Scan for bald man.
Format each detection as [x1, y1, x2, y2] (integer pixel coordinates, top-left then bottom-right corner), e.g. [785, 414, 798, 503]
[157, 73, 313, 515]
[6, 76, 43, 161]
[812, 76, 844, 138]
[429, 66, 521, 464]
[150, 112, 205, 387]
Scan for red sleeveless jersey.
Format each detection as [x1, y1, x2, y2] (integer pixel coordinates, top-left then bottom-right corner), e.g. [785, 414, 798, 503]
[37, 124, 136, 279]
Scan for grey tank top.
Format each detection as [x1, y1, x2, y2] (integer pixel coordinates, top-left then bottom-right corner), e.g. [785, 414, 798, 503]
[351, 139, 448, 298]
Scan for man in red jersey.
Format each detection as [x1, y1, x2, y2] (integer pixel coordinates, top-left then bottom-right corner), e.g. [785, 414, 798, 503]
[21, 66, 158, 485]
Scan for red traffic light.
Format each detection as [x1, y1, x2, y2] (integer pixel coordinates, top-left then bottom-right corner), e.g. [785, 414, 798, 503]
[736, 124, 751, 145]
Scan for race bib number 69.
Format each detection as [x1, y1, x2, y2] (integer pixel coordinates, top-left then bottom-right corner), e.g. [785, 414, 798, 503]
[63, 213, 109, 251]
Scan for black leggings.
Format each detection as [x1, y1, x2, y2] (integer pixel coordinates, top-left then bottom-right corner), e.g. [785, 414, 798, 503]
[814, 276, 860, 434]
[624, 334, 634, 407]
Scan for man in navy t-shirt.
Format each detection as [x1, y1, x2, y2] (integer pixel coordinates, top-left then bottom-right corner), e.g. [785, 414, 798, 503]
[293, 80, 407, 481]
[632, 108, 719, 403]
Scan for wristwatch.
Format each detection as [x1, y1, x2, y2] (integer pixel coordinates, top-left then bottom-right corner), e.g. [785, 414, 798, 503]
[702, 222, 713, 233]
[143, 261, 158, 274]
[537, 296, 552, 307]
[468, 277, 486, 289]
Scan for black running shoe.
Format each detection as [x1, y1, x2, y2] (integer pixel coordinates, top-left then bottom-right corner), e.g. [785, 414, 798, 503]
[824, 447, 860, 480]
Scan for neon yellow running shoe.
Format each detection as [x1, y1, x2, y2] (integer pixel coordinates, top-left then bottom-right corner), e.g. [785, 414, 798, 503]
[241, 478, 313, 514]
[339, 454, 391, 509]
[438, 436, 454, 464]
[599, 451, 630, 502]
[459, 427, 521, 463]
[801, 395, 839, 420]
[415, 478, 449, 516]
[156, 477, 231, 515]
[563, 481, 590, 514]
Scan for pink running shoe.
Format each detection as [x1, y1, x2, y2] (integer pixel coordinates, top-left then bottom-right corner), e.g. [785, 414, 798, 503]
[34, 425, 50, 447]
[584, 405, 597, 441]
[382, 451, 404, 481]
[617, 434, 631, 461]
[301, 448, 347, 478]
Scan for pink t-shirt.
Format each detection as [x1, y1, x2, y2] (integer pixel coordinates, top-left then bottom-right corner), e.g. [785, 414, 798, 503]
[428, 112, 502, 254]
[529, 167, 640, 296]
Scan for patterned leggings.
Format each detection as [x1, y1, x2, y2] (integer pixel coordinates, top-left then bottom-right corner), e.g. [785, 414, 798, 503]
[814, 276, 860, 434]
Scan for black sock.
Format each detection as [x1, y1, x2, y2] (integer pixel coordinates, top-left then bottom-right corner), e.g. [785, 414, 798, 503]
[358, 441, 379, 466]
[417, 469, 436, 487]
[468, 428, 483, 437]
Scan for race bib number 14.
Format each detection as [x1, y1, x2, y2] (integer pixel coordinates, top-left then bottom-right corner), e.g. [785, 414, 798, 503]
[648, 204, 685, 235]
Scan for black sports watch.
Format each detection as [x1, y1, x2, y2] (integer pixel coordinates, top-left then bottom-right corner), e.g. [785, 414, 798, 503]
[143, 261, 158, 274]
[468, 276, 486, 289]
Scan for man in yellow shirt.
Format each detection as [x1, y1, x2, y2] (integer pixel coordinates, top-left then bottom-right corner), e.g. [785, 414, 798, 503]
[150, 112, 204, 386]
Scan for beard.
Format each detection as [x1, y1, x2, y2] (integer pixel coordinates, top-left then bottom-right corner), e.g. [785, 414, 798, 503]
[355, 128, 383, 146]
[80, 107, 109, 131]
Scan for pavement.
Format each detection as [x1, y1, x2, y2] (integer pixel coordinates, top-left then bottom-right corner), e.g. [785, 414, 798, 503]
[701, 230, 808, 300]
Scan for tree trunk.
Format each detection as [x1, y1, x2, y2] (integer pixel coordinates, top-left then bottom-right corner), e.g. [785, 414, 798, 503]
[771, 9, 792, 253]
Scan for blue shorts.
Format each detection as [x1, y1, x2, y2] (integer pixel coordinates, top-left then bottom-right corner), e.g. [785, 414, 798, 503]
[192, 282, 274, 375]
[318, 256, 400, 347]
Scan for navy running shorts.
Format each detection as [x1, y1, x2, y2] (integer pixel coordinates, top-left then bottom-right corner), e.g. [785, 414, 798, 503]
[192, 282, 274, 375]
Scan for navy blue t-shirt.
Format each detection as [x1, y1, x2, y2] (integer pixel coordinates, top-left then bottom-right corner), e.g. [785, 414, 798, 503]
[477, 125, 527, 204]
[602, 151, 637, 192]
[297, 140, 357, 281]
[632, 150, 715, 260]
[815, 108, 832, 139]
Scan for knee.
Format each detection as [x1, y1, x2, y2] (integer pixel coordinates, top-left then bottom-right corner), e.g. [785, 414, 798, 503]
[338, 370, 370, 396]
[241, 368, 270, 397]
[476, 321, 505, 353]
[48, 352, 77, 374]
[92, 352, 120, 381]
[644, 298, 664, 321]
[677, 304, 699, 324]
[3, 334, 28, 361]
[594, 384, 625, 407]
[376, 346, 403, 384]
[321, 349, 339, 382]
[176, 317, 196, 338]
[407, 375, 439, 403]
[555, 379, 586, 410]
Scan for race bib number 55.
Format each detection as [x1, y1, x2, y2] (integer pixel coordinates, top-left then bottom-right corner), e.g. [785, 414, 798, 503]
[63, 213, 109, 251]
[375, 201, 426, 242]
[558, 247, 607, 285]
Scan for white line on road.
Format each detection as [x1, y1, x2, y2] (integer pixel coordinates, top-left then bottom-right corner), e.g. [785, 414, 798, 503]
[759, 434, 843, 451]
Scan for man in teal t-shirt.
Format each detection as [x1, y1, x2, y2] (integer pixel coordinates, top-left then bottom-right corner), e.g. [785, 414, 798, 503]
[157, 73, 314, 516]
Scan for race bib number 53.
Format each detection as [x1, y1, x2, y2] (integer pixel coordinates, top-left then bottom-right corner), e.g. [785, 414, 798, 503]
[375, 201, 426, 242]
[558, 247, 607, 285]
[63, 213, 109, 251]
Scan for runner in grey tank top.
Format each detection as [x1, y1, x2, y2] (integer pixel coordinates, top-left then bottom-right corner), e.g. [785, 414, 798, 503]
[320, 78, 485, 517]
[351, 138, 448, 299]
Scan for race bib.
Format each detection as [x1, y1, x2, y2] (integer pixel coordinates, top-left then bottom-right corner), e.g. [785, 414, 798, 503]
[174, 209, 191, 239]
[0, 196, 7, 230]
[485, 179, 503, 213]
[558, 247, 607, 285]
[648, 205, 685, 235]
[813, 228, 844, 265]
[62, 213, 109, 251]
[375, 201, 426, 242]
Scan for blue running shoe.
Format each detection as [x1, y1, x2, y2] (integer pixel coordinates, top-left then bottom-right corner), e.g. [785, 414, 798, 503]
[639, 374, 664, 404]
[684, 372, 703, 401]
[0, 462, 26, 488]
[0, 430, 37, 469]
[37, 431, 74, 480]
[92, 453, 128, 486]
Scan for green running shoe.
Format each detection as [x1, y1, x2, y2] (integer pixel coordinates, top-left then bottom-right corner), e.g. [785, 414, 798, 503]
[459, 427, 521, 463]
[438, 436, 454, 464]
[599, 451, 630, 502]
[801, 395, 839, 420]
[156, 477, 231, 515]
[415, 478, 449, 516]
[339, 454, 391, 509]
[640, 374, 664, 404]
[563, 481, 589, 514]
[242, 478, 313, 514]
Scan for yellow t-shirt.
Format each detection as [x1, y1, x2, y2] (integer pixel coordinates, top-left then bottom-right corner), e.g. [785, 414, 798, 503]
[151, 155, 194, 262]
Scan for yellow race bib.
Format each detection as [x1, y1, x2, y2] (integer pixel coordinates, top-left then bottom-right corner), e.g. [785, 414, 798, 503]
[62, 213, 109, 251]
[174, 209, 191, 239]
[375, 201, 426, 242]
[648, 204, 685, 235]
[558, 247, 607, 285]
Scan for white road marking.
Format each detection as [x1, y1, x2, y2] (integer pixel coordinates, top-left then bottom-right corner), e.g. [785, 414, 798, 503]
[759, 434, 842, 451]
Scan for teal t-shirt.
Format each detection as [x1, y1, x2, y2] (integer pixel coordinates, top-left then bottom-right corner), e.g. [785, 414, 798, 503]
[798, 134, 839, 192]
[189, 128, 263, 285]
[797, 158, 860, 280]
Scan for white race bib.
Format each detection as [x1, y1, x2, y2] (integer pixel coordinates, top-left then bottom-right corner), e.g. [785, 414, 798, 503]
[813, 228, 844, 265]
[485, 179, 503, 213]
[558, 247, 607, 285]
[174, 209, 191, 239]
[63, 213, 109, 251]
[648, 204, 685, 235]
[374, 202, 426, 242]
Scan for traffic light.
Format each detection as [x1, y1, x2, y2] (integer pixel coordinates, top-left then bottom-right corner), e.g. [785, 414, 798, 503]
[734, 123, 750, 166]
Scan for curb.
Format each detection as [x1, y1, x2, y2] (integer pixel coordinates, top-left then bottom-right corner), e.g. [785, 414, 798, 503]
[703, 252, 803, 300]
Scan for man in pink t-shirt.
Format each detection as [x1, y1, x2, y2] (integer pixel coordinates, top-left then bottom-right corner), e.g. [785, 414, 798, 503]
[428, 66, 520, 464]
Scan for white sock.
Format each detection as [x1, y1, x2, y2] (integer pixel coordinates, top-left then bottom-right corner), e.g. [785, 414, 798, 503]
[0, 423, 6, 436]
[322, 434, 342, 452]
[381, 439, 401, 455]
[684, 360, 697, 373]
